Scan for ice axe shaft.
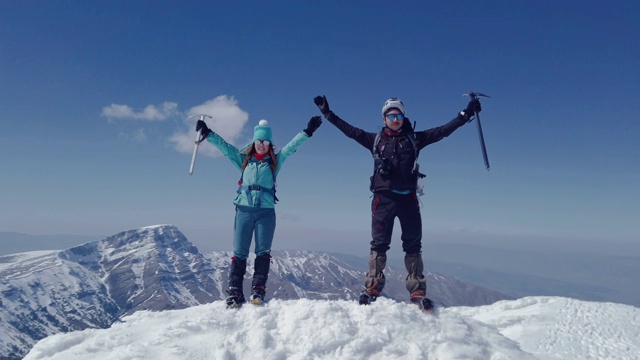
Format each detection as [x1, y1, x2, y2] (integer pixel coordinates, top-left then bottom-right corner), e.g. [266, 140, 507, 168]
[475, 110, 490, 171]
[189, 129, 201, 176]
[187, 114, 212, 176]
[464, 92, 491, 171]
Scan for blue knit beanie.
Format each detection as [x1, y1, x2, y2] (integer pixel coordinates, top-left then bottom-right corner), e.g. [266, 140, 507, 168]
[253, 120, 272, 141]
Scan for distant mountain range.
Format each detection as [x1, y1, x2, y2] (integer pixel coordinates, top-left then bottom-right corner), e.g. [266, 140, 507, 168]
[0, 225, 509, 360]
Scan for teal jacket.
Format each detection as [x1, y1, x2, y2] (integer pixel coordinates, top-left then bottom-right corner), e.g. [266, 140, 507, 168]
[206, 131, 310, 208]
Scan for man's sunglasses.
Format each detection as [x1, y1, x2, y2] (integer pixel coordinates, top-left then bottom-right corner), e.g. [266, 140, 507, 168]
[385, 113, 405, 121]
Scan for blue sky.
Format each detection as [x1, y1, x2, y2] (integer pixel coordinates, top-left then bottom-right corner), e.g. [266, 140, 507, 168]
[1, 1, 638, 256]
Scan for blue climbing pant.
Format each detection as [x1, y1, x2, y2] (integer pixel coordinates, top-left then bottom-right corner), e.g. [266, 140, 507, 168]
[233, 205, 276, 260]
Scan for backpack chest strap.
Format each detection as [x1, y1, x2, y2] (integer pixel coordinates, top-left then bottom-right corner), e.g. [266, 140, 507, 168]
[237, 184, 277, 207]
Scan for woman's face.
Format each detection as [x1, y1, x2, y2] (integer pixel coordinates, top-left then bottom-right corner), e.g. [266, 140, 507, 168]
[254, 139, 270, 155]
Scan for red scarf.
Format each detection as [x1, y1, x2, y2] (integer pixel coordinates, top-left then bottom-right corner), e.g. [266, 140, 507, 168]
[253, 152, 268, 162]
[384, 127, 403, 137]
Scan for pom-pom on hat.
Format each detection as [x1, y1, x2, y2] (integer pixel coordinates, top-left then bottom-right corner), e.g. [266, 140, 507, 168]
[253, 119, 272, 142]
[381, 97, 405, 116]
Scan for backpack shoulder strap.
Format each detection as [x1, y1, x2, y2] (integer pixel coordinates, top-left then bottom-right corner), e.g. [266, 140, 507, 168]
[407, 131, 419, 159]
[372, 130, 384, 159]
[406, 131, 426, 179]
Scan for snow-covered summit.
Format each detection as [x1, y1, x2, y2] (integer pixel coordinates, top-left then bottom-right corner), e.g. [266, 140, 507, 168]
[60, 225, 220, 313]
[24, 296, 640, 360]
[99, 224, 196, 255]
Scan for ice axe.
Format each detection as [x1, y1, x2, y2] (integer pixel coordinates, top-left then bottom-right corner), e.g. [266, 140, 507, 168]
[188, 114, 212, 176]
[463, 92, 491, 171]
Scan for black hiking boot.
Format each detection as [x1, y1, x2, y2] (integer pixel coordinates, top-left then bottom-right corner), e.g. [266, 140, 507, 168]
[226, 287, 246, 309]
[410, 290, 434, 312]
[250, 286, 266, 305]
[358, 289, 380, 305]
[411, 297, 434, 311]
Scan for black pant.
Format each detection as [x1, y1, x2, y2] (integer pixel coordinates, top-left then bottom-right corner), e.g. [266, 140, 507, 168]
[370, 191, 422, 254]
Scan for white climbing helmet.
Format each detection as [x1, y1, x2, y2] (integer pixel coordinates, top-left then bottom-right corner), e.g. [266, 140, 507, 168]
[381, 97, 405, 116]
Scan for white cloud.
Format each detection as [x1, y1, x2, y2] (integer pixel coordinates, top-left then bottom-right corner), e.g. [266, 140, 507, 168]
[169, 95, 250, 157]
[102, 102, 178, 121]
[102, 95, 250, 155]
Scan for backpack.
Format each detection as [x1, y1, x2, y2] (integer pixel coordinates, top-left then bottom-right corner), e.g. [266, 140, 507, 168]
[237, 156, 278, 207]
[372, 129, 426, 180]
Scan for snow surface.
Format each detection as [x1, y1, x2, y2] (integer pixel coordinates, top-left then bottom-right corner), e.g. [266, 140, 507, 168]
[0, 250, 58, 272]
[24, 296, 639, 360]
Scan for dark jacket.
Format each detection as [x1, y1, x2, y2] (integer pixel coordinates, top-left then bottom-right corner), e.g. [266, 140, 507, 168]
[325, 111, 468, 193]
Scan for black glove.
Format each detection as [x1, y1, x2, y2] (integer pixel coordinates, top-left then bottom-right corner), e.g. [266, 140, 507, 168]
[464, 99, 482, 118]
[304, 116, 322, 137]
[313, 95, 331, 116]
[196, 119, 212, 141]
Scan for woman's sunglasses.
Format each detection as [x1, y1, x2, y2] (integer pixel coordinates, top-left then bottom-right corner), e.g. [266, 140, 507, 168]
[254, 139, 270, 146]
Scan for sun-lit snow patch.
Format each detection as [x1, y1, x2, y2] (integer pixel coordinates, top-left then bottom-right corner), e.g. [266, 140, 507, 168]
[451, 296, 640, 360]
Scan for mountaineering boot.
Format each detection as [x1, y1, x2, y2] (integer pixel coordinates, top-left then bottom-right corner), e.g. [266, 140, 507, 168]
[404, 252, 432, 311]
[226, 286, 246, 308]
[410, 289, 434, 312]
[250, 285, 266, 305]
[404, 252, 426, 293]
[360, 250, 387, 305]
[226, 257, 247, 309]
[359, 291, 378, 305]
[251, 254, 271, 304]
[228, 257, 247, 289]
